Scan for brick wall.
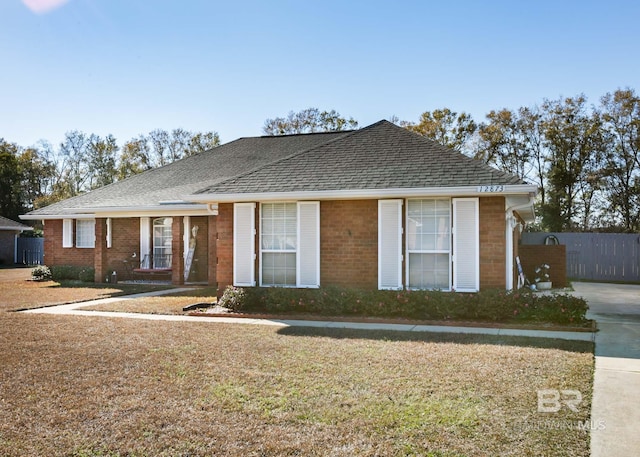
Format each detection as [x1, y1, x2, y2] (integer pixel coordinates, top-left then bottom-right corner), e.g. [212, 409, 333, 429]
[479, 196, 506, 289]
[320, 200, 378, 289]
[216, 203, 234, 294]
[43, 219, 94, 268]
[518, 244, 567, 288]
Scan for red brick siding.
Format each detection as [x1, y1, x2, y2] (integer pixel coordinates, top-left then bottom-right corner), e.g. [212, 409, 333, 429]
[43, 219, 94, 268]
[518, 245, 567, 288]
[320, 200, 378, 289]
[479, 196, 506, 289]
[216, 203, 234, 294]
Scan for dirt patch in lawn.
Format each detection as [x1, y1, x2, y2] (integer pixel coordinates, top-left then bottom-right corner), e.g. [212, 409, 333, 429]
[0, 312, 593, 456]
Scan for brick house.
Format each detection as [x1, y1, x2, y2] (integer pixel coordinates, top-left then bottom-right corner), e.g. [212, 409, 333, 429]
[21, 120, 536, 292]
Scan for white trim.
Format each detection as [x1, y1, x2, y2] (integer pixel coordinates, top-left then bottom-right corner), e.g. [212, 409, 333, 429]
[297, 201, 320, 288]
[452, 198, 479, 292]
[62, 219, 73, 248]
[233, 203, 256, 287]
[183, 216, 190, 263]
[20, 204, 214, 220]
[187, 184, 538, 204]
[140, 217, 151, 261]
[106, 218, 112, 249]
[378, 199, 403, 290]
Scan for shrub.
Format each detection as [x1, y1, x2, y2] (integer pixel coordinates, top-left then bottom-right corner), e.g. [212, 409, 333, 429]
[31, 265, 52, 281]
[50, 265, 94, 282]
[227, 285, 590, 326]
[218, 286, 247, 312]
[78, 267, 95, 283]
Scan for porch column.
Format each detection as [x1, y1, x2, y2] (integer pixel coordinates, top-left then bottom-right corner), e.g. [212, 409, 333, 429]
[207, 215, 217, 287]
[94, 218, 108, 283]
[171, 216, 185, 285]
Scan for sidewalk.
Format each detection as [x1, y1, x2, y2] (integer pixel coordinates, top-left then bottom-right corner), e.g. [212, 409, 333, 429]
[572, 282, 640, 457]
[23, 288, 594, 341]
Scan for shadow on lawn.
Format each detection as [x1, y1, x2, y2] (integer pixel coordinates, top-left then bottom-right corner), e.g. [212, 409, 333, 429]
[277, 326, 594, 354]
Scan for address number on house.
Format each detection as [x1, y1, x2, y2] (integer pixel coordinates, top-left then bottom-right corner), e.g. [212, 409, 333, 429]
[477, 185, 504, 193]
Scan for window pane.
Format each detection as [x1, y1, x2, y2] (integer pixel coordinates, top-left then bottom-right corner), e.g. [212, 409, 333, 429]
[262, 252, 296, 286]
[408, 253, 449, 290]
[76, 219, 95, 248]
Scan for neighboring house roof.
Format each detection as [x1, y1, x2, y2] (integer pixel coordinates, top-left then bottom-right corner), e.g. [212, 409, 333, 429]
[0, 216, 32, 231]
[21, 130, 351, 218]
[191, 120, 535, 199]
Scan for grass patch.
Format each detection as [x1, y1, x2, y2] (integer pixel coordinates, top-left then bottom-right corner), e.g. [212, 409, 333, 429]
[80, 287, 218, 315]
[0, 311, 593, 456]
[0, 268, 172, 311]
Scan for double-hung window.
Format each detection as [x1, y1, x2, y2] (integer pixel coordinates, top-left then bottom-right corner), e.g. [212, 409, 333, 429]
[152, 217, 173, 268]
[256, 202, 320, 288]
[261, 203, 297, 286]
[75, 219, 96, 248]
[406, 199, 451, 290]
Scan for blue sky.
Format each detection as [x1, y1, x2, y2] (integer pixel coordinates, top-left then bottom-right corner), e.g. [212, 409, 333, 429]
[2, 0, 639, 147]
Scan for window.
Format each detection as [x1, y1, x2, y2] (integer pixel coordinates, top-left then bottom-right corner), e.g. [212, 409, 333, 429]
[261, 203, 297, 286]
[255, 202, 320, 288]
[406, 199, 451, 290]
[153, 217, 172, 268]
[75, 219, 95, 248]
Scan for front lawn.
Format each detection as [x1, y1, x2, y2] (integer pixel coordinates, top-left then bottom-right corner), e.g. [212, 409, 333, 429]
[0, 268, 172, 311]
[0, 312, 593, 456]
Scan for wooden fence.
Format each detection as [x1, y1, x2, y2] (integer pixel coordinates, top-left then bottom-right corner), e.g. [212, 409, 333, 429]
[521, 232, 640, 283]
[16, 237, 44, 265]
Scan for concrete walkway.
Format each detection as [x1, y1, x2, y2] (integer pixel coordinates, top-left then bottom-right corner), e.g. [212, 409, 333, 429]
[572, 282, 640, 457]
[22, 289, 594, 341]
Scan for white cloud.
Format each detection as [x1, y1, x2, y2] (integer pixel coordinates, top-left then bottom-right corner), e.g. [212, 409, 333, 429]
[22, 0, 70, 14]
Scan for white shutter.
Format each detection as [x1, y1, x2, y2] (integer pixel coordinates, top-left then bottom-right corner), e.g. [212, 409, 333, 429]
[297, 201, 320, 288]
[62, 219, 73, 248]
[106, 218, 112, 249]
[183, 216, 191, 262]
[453, 198, 479, 292]
[234, 203, 256, 286]
[378, 199, 403, 290]
[140, 217, 151, 266]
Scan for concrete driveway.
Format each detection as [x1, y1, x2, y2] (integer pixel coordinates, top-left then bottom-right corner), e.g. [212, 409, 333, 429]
[571, 282, 640, 457]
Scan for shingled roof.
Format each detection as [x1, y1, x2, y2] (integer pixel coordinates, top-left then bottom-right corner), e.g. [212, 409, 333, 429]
[192, 120, 527, 198]
[0, 216, 32, 231]
[23, 130, 351, 218]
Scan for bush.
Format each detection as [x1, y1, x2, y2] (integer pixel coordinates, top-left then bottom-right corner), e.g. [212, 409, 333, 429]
[224, 285, 590, 326]
[31, 265, 52, 281]
[50, 265, 95, 282]
[218, 286, 247, 312]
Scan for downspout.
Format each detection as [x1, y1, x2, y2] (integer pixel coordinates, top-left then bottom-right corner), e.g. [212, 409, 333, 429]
[505, 194, 536, 290]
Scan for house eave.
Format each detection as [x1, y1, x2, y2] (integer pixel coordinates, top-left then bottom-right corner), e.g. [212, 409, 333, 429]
[186, 184, 539, 204]
[20, 203, 214, 220]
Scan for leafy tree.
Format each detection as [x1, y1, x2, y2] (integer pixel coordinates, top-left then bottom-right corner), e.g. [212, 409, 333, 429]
[87, 134, 118, 189]
[540, 96, 605, 231]
[263, 108, 358, 135]
[404, 108, 477, 154]
[600, 89, 640, 231]
[17, 146, 57, 210]
[0, 140, 24, 219]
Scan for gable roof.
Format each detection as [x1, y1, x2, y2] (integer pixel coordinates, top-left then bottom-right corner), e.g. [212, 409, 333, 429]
[22, 130, 351, 218]
[0, 216, 32, 231]
[191, 120, 532, 199]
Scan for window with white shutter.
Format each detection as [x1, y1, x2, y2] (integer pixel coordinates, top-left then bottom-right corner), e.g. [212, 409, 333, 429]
[452, 198, 479, 292]
[259, 202, 320, 288]
[76, 219, 95, 248]
[378, 199, 403, 290]
[234, 203, 256, 286]
[406, 199, 451, 290]
[140, 217, 151, 265]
